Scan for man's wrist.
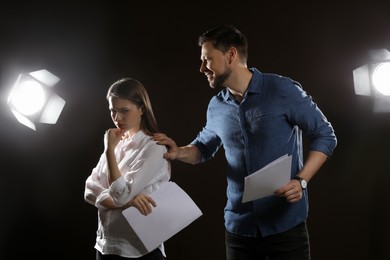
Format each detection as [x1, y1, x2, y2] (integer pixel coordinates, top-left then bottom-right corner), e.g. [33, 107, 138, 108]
[293, 175, 307, 190]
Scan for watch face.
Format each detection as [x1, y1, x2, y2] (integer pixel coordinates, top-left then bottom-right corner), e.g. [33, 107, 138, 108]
[301, 179, 307, 189]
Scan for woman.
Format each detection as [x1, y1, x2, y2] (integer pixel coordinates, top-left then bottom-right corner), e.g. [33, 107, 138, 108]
[84, 78, 170, 259]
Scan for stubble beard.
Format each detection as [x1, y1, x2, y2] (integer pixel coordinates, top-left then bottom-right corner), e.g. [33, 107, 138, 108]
[210, 68, 232, 90]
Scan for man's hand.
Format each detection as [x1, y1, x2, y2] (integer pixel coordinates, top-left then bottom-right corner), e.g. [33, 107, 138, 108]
[273, 179, 303, 203]
[153, 133, 179, 160]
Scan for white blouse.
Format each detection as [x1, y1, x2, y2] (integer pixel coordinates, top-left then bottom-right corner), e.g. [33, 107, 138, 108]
[84, 130, 170, 258]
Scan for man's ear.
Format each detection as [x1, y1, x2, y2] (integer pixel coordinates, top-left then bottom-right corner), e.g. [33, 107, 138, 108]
[227, 47, 237, 64]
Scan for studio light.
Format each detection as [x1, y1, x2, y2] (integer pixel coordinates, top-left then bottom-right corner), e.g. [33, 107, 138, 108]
[353, 48, 390, 112]
[7, 69, 66, 131]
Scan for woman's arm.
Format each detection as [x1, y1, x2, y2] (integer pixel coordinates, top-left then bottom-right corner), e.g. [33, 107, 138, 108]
[109, 141, 170, 207]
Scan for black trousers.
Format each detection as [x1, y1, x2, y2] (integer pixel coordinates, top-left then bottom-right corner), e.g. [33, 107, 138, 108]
[96, 248, 165, 260]
[225, 222, 311, 260]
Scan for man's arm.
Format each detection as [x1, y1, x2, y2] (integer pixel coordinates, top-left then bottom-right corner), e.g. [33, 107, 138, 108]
[295, 150, 328, 183]
[274, 151, 328, 203]
[153, 133, 201, 165]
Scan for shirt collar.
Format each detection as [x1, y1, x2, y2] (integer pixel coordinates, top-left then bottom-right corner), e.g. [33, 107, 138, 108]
[247, 67, 262, 94]
[220, 67, 262, 102]
[130, 130, 147, 143]
[122, 130, 147, 144]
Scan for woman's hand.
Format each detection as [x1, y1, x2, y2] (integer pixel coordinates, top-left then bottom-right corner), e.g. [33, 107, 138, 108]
[104, 128, 123, 151]
[128, 193, 157, 216]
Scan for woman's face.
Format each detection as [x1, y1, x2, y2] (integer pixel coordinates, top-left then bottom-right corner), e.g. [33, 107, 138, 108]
[108, 96, 143, 134]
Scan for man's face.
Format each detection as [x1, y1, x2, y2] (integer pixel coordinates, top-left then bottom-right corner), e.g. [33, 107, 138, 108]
[199, 41, 231, 89]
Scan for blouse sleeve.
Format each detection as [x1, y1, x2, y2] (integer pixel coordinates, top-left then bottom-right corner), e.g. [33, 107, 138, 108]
[108, 142, 170, 207]
[84, 153, 112, 209]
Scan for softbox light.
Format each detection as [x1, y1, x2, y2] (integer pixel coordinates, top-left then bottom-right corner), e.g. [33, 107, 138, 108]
[353, 49, 390, 113]
[7, 69, 66, 131]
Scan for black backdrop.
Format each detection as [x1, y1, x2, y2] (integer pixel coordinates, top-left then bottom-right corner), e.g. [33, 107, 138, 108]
[1, 2, 390, 259]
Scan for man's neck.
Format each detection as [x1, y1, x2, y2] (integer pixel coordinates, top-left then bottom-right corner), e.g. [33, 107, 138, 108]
[227, 67, 253, 102]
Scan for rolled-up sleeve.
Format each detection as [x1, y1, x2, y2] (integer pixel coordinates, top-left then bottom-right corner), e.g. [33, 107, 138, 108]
[286, 82, 337, 157]
[84, 154, 112, 209]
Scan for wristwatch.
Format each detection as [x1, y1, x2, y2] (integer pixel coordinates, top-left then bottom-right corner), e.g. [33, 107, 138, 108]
[293, 175, 307, 190]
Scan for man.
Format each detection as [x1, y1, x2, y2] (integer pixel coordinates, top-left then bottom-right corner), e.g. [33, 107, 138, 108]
[154, 25, 337, 260]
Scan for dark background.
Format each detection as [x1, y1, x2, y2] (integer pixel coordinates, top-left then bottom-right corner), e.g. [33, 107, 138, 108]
[1, 2, 390, 259]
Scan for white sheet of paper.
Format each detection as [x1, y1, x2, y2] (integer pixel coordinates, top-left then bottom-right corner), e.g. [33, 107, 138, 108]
[242, 154, 292, 203]
[122, 181, 203, 252]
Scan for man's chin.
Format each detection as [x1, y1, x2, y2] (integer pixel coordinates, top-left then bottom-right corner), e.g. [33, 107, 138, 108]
[210, 83, 224, 90]
[208, 81, 217, 89]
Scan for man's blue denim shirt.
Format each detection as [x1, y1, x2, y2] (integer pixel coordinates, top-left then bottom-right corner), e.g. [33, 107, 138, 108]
[191, 68, 337, 237]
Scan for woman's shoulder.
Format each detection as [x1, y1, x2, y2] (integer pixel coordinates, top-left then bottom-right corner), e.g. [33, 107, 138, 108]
[141, 135, 167, 154]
